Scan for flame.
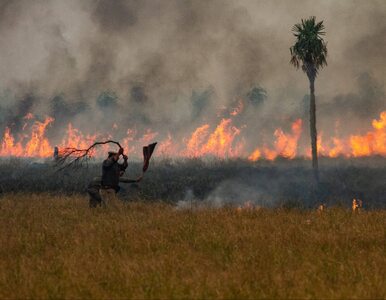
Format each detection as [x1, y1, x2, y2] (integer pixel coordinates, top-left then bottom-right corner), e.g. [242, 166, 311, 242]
[230, 98, 244, 116]
[139, 129, 158, 146]
[1, 110, 386, 160]
[201, 118, 242, 157]
[185, 124, 210, 157]
[349, 112, 386, 156]
[352, 199, 363, 212]
[184, 119, 243, 158]
[0, 127, 24, 156]
[158, 134, 174, 156]
[1, 117, 54, 157]
[59, 123, 100, 156]
[274, 119, 302, 159]
[24, 113, 34, 120]
[317, 204, 325, 213]
[248, 148, 261, 161]
[249, 119, 302, 161]
[236, 201, 260, 212]
[328, 138, 345, 158]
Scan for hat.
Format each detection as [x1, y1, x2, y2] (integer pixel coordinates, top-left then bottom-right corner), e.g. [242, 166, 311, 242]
[108, 151, 117, 157]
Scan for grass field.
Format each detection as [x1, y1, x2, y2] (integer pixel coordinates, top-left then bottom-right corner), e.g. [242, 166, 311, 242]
[0, 194, 385, 299]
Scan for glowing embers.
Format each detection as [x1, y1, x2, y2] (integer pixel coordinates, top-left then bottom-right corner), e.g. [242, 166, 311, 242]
[352, 199, 363, 213]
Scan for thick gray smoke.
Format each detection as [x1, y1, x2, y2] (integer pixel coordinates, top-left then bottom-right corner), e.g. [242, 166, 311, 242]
[0, 0, 385, 149]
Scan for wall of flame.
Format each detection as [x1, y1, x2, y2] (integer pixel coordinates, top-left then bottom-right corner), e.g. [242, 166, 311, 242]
[1, 108, 386, 161]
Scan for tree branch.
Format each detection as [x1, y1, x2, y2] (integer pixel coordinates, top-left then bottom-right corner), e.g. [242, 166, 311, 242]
[55, 140, 122, 171]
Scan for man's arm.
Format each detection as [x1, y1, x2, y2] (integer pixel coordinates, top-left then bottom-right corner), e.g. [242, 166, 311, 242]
[120, 154, 129, 171]
[119, 175, 143, 183]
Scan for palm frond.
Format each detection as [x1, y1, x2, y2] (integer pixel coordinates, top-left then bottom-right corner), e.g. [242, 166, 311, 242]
[289, 16, 328, 77]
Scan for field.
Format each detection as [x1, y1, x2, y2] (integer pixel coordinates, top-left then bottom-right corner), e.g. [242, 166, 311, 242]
[1, 194, 385, 299]
[1, 157, 386, 208]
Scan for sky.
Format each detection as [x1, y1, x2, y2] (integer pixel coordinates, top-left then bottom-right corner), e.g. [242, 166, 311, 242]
[0, 0, 385, 142]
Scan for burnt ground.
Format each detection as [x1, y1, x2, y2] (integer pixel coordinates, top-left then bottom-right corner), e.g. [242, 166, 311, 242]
[0, 157, 385, 209]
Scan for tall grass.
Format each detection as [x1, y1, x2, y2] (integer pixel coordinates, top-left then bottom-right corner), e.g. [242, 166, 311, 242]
[0, 194, 385, 299]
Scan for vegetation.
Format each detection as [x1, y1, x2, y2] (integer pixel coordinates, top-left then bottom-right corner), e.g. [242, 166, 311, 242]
[247, 86, 267, 106]
[0, 194, 385, 299]
[1, 157, 386, 208]
[290, 16, 328, 181]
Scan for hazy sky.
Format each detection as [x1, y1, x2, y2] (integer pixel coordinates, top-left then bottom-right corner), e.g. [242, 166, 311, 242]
[0, 0, 385, 131]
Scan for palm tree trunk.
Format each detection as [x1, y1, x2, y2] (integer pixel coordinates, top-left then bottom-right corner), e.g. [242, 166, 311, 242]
[309, 79, 319, 182]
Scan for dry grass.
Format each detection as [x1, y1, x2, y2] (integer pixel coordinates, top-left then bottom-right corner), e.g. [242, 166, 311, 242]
[0, 194, 385, 299]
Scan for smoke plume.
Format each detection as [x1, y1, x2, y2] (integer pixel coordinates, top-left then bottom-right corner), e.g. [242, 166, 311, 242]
[0, 0, 385, 152]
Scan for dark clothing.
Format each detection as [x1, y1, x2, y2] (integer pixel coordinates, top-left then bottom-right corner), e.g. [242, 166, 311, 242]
[101, 157, 128, 189]
[88, 157, 128, 208]
[87, 178, 103, 207]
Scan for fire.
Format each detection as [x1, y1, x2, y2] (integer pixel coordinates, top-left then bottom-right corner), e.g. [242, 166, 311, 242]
[274, 119, 302, 159]
[349, 113, 386, 156]
[352, 199, 363, 212]
[158, 134, 174, 156]
[60, 123, 98, 156]
[248, 119, 302, 161]
[185, 124, 210, 157]
[1, 117, 54, 157]
[25, 117, 54, 157]
[139, 129, 158, 146]
[23, 112, 34, 120]
[1, 110, 386, 160]
[304, 111, 386, 159]
[248, 148, 261, 161]
[0, 127, 24, 156]
[236, 201, 260, 212]
[201, 118, 242, 157]
[328, 138, 345, 158]
[230, 98, 244, 116]
[185, 119, 243, 158]
[317, 204, 325, 213]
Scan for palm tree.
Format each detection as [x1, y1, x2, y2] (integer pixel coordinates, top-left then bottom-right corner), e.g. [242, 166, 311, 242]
[290, 16, 327, 181]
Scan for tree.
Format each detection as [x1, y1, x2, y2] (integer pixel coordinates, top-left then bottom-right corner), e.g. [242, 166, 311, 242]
[290, 16, 327, 181]
[247, 86, 267, 106]
[96, 91, 118, 109]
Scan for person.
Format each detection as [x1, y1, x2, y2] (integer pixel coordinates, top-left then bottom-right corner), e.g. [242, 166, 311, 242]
[87, 148, 141, 208]
[101, 148, 128, 192]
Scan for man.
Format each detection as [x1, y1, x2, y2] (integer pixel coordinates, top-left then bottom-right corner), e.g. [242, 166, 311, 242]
[88, 148, 141, 208]
[102, 148, 128, 192]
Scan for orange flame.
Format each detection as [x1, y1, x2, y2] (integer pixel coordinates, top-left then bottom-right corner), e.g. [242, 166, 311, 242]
[185, 124, 210, 157]
[201, 118, 242, 157]
[349, 112, 386, 157]
[1, 117, 54, 157]
[249, 119, 302, 161]
[1, 110, 386, 160]
[184, 119, 244, 158]
[0, 127, 24, 156]
[230, 98, 244, 116]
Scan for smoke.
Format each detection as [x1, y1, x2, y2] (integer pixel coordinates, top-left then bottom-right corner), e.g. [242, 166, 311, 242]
[176, 181, 271, 210]
[0, 0, 385, 147]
